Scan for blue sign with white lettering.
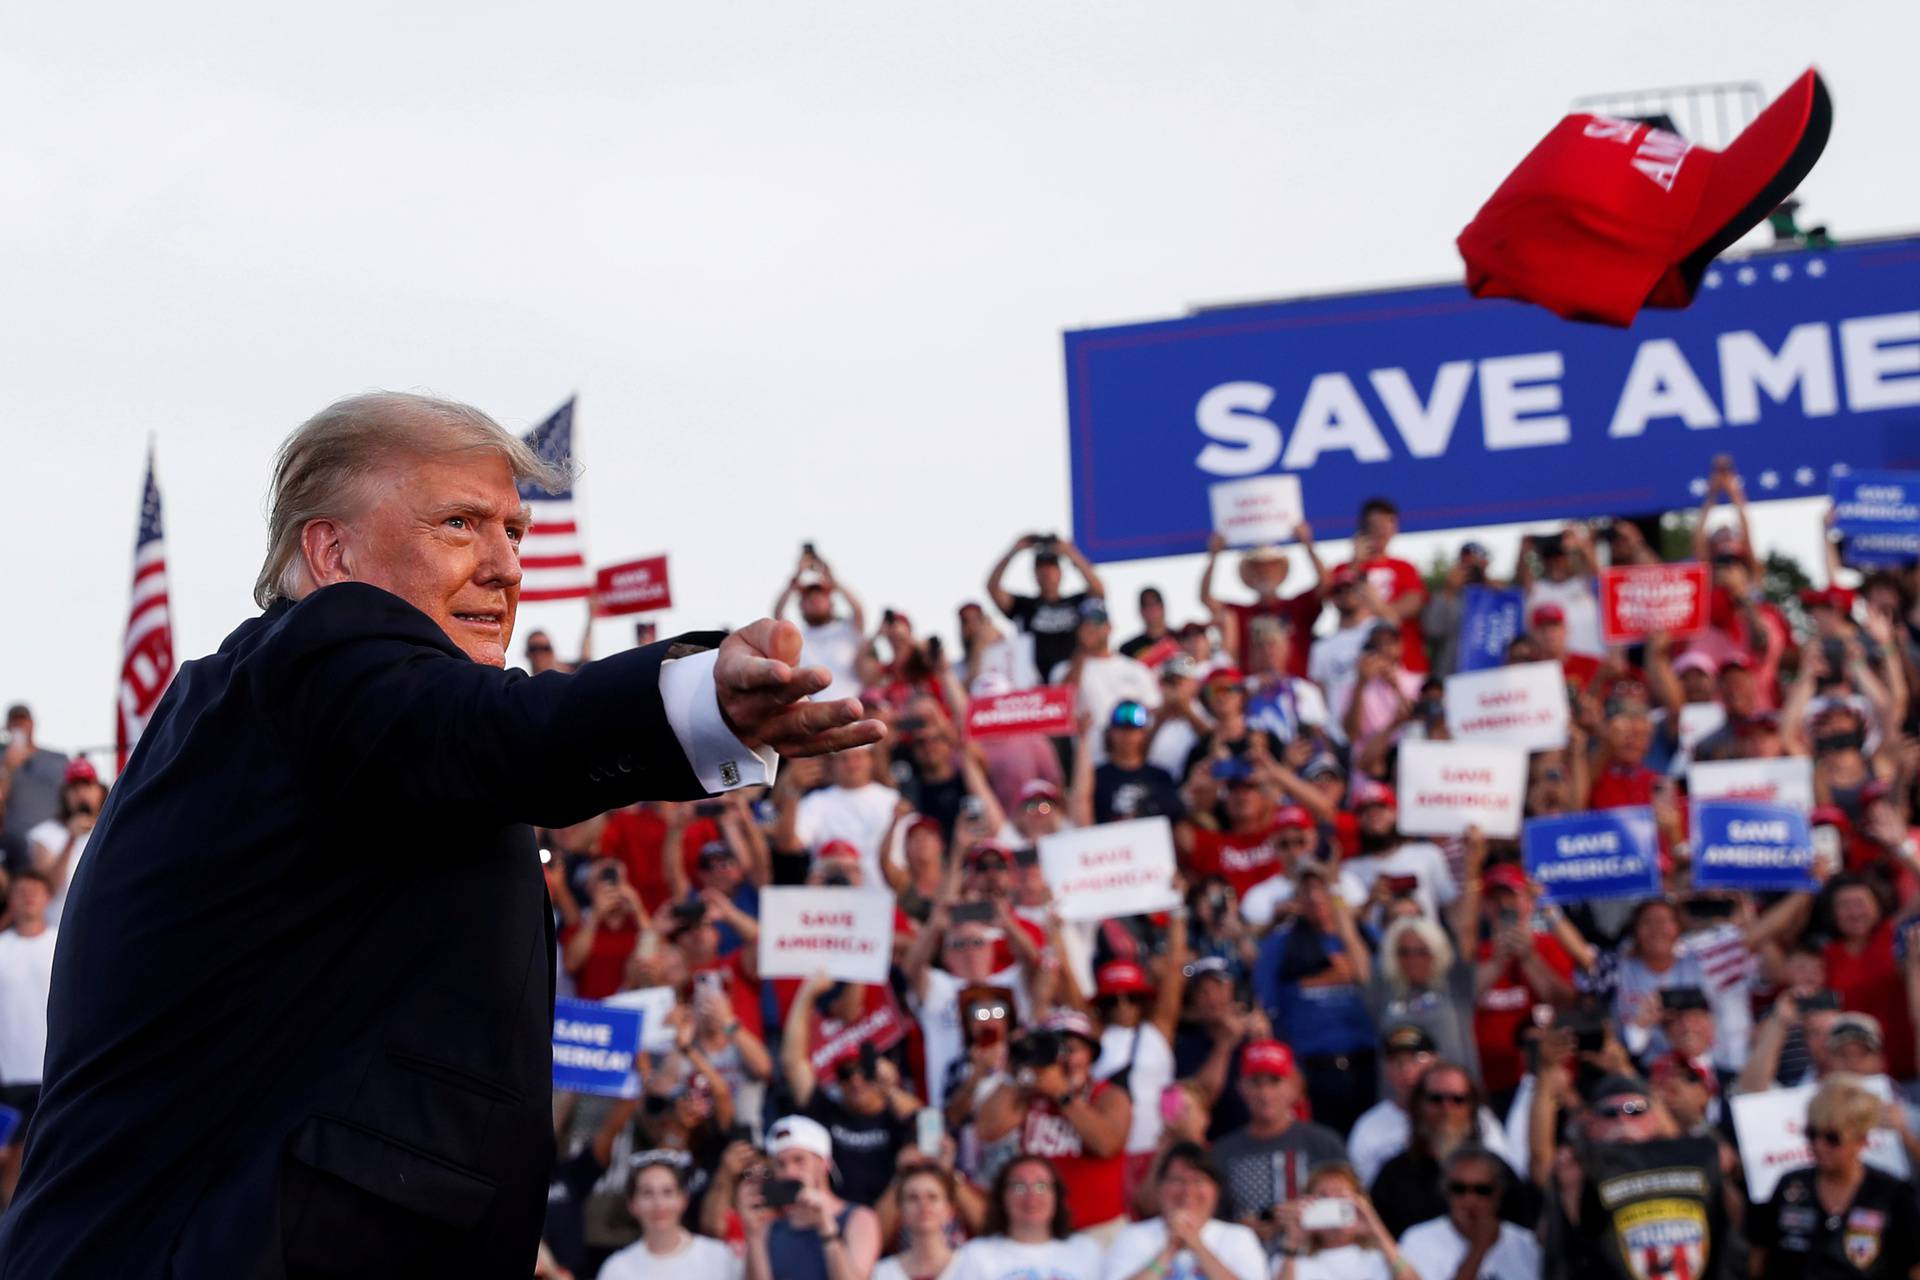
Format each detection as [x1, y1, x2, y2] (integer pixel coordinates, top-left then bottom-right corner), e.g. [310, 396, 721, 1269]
[1457, 586, 1526, 672]
[1064, 237, 1920, 562]
[1524, 807, 1660, 904]
[1831, 468, 1920, 567]
[1692, 801, 1816, 891]
[552, 997, 645, 1097]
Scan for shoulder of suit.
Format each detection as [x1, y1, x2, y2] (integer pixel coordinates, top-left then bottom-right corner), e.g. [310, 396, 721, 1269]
[262, 583, 467, 662]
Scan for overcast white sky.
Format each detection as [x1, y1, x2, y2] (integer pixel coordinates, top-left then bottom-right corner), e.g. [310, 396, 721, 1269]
[6, 2, 1919, 756]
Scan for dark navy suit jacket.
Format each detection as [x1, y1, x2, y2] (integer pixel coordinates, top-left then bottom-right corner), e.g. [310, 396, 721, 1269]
[0, 583, 718, 1278]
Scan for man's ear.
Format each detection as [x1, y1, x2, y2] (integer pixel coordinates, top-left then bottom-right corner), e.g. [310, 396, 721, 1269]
[299, 518, 355, 589]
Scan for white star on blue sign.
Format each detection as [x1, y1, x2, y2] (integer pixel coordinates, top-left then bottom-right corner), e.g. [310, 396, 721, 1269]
[1759, 470, 1780, 490]
[1772, 262, 1793, 281]
[1736, 266, 1757, 285]
[1795, 467, 1816, 486]
[1806, 259, 1827, 277]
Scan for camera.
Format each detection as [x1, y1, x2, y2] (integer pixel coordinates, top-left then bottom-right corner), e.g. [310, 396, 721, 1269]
[1301, 1198, 1356, 1231]
[763, 1176, 804, 1208]
[819, 869, 853, 888]
[1010, 1028, 1064, 1070]
[669, 900, 707, 926]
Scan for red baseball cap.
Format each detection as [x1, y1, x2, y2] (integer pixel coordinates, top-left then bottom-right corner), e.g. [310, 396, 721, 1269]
[1240, 1038, 1297, 1078]
[1351, 780, 1396, 811]
[62, 758, 99, 786]
[1529, 603, 1567, 628]
[1274, 805, 1315, 831]
[1458, 70, 1832, 327]
[1096, 961, 1153, 998]
[1483, 863, 1532, 894]
[816, 839, 861, 864]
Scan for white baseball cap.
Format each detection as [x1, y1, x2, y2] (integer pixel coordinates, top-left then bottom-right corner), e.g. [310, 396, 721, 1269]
[766, 1114, 833, 1162]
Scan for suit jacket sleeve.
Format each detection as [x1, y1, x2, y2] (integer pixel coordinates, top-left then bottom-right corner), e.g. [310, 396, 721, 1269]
[254, 582, 716, 828]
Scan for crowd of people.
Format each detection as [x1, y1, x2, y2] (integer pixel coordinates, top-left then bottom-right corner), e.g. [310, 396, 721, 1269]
[6, 454, 1920, 1280]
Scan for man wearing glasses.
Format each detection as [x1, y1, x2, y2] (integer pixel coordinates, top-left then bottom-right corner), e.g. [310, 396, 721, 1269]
[1398, 1145, 1541, 1280]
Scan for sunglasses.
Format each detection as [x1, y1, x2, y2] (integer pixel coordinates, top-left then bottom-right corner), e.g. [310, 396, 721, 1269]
[1008, 1180, 1056, 1196]
[1592, 1098, 1652, 1119]
[1395, 945, 1433, 958]
[945, 937, 987, 951]
[1447, 1181, 1497, 1198]
[526, 643, 554, 654]
[1810, 1127, 1854, 1146]
[1422, 1092, 1471, 1107]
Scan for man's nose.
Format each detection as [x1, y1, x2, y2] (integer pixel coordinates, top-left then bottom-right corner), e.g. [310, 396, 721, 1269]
[478, 524, 523, 588]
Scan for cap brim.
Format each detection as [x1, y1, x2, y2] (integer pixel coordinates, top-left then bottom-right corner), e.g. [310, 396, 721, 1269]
[1674, 69, 1832, 287]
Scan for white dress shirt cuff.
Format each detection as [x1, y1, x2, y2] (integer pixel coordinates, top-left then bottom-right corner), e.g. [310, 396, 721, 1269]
[659, 649, 778, 794]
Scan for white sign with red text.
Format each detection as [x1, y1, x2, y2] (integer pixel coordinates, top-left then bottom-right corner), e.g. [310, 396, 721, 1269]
[1687, 757, 1815, 814]
[1039, 817, 1181, 923]
[757, 887, 896, 985]
[1396, 739, 1527, 839]
[1444, 660, 1569, 752]
[1730, 1080, 1909, 1201]
[1208, 474, 1304, 547]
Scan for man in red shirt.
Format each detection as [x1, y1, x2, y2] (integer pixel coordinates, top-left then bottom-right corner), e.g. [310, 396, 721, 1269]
[598, 802, 721, 915]
[1343, 497, 1429, 674]
[1822, 874, 1916, 1079]
[1200, 529, 1327, 678]
[1526, 603, 1600, 691]
[1456, 864, 1575, 1101]
[1188, 762, 1315, 898]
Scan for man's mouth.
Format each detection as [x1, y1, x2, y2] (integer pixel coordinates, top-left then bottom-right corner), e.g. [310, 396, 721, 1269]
[453, 611, 504, 630]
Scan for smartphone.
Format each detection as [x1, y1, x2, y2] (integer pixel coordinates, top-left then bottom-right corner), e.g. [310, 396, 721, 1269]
[1159, 1085, 1187, 1128]
[858, 1041, 879, 1080]
[1385, 875, 1420, 897]
[695, 970, 726, 999]
[599, 865, 620, 886]
[693, 800, 724, 819]
[950, 901, 995, 926]
[1300, 1198, 1357, 1231]
[726, 1122, 755, 1147]
[1684, 897, 1737, 920]
[1801, 989, 1842, 1013]
[802, 542, 816, 558]
[763, 1177, 804, 1208]
[915, 1108, 944, 1158]
[1012, 847, 1039, 869]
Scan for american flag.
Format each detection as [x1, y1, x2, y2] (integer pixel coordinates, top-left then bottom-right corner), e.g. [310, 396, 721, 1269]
[117, 447, 175, 770]
[516, 398, 591, 602]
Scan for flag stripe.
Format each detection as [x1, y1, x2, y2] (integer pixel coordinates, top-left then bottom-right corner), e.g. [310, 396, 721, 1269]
[516, 400, 591, 601]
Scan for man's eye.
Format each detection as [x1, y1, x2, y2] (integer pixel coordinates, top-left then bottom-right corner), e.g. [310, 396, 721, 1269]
[507, 527, 525, 544]
[446, 516, 467, 530]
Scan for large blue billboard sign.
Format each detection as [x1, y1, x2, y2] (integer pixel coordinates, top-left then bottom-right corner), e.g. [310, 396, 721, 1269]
[1064, 237, 1920, 562]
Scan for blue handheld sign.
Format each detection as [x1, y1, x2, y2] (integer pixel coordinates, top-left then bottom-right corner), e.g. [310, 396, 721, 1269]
[0, 1104, 19, 1149]
[1064, 238, 1920, 562]
[1457, 586, 1526, 673]
[1523, 807, 1660, 904]
[1692, 802, 1816, 891]
[552, 997, 645, 1097]
[1831, 469, 1920, 567]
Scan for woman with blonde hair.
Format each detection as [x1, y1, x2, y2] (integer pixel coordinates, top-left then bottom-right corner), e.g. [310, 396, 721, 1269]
[1364, 916, 1478, 1079]
[1749, 1074, 1920, 1279]
[1275, 1162, 1410, 1280]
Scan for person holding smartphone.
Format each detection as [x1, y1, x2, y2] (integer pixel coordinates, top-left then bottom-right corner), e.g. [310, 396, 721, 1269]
[1271, 1161, 1407, 1280]
[741, 1115, 880, 1280]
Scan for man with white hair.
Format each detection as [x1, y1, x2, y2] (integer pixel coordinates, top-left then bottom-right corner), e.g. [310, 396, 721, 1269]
[0, 392, 882, 1279]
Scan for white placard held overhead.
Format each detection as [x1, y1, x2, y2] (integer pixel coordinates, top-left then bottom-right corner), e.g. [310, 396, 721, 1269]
[757, 887, 896, 985]
[1396, 739, 1528, 840]
[1444, 660, 1570, 752]
[1688, 757, 1815, 814]
[1039, 817, 1182, 923]
[1208, 475, 1304, 547]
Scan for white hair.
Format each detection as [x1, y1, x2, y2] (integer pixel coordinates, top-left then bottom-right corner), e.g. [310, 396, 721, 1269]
[254, 391, 570, 608]
[1379, 915, 1455, 992]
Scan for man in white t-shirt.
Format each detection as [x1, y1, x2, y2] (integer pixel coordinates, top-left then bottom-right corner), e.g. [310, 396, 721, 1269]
[1347, 1025, 1510, 1188]
[1520, 530, 1602, 658]
[1397, 1147, 1540, 1280]
[1049, 599, 1159, 766]
[774, 551, 867, 703]
[776, 747, 900, 886]
[0, 871, 59, 1202]
[1339, 784, 1459, 923]
[1307, 566, 1394, 744]
[901, 908, 1034, 1107]
[24, 758, 105, 929]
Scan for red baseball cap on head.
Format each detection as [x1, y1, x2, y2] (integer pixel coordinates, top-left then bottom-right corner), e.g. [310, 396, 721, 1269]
[1458, 70, 1832, 327]
[1240, 1038, 1297, 1078]
[62, 758, 99, 786]
[1351, 780, 1396, 811]
[1096, 960, 1153, 998]
[817, 839, 860, 863]
[1483, 863, 1531, 894]
[1273, 805, 1315, 831]
[1529, 603, 1567, 628]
